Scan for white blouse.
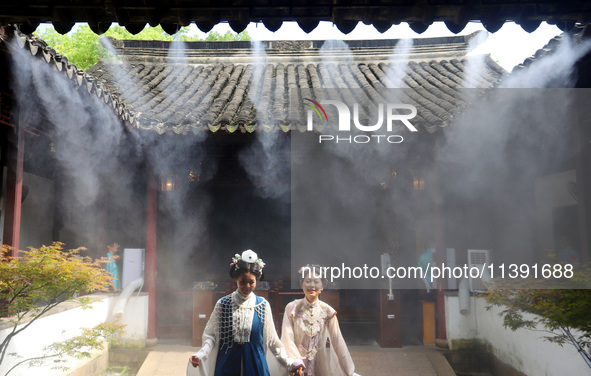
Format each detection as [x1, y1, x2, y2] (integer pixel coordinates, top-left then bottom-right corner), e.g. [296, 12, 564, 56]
[188, 290, 298, 376]
[281, 298, 356, 376]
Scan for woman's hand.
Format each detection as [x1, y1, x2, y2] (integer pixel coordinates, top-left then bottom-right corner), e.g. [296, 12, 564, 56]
[290, 365, 304, 375]
[189, 355, 201, 367]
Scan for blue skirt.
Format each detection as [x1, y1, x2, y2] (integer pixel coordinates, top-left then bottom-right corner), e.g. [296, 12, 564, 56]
[214, 295, 269, 376]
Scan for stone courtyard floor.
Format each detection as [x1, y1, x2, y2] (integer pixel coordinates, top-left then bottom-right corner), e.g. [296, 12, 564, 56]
[134, 341, 456, 376]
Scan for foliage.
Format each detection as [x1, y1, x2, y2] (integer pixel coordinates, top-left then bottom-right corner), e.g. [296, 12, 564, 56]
[103, 366, 130, 376]
[0, 242, 121, 374]
[205, 30, 250, 41]
[103, 365, 130, 375]
[102, 25, 194, 41]
[484, 262, 591, 369]
[34, 24, 251, 69]
[36, 25, 103, 70]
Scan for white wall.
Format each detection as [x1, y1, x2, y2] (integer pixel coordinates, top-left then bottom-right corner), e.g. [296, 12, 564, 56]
[113, 292, 149, 348]
[0, 292, 148, 376]
[445, 293, 589, 376]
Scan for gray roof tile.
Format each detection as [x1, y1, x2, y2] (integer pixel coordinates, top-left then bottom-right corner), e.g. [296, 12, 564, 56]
[87, 35, 507, 134]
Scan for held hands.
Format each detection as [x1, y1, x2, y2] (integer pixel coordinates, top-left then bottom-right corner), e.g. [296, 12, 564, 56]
[288, 360, 305, 376]
[189, 355, 201, 367]
[290, 365, 304, 376]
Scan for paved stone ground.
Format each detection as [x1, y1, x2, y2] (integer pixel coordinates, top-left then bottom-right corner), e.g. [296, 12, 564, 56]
[135, 341, 456, 376]
[352, 345, 455, 376]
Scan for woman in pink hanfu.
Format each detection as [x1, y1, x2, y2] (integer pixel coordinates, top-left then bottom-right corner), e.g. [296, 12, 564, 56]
[281, 265, 361, 376]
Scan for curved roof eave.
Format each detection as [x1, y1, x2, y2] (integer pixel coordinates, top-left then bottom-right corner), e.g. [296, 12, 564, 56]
[1, 1, 587, 35]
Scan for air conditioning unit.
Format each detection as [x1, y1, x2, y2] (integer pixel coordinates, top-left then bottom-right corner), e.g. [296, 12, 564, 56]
[122, 248, 145, 289]
[467, 249, 490, 291]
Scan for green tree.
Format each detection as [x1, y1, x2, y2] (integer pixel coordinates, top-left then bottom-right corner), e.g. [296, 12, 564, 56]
[205, 30, 250, 41]
[485, 264, 591, 370]
[0, 242, 123, 375]
[36, 25, 104, 71]
[102, 24, 194, 41]
[34, 24, 251, 69]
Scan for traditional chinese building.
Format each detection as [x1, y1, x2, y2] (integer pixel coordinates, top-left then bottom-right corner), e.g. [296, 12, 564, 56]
[1, 19, 590, 351]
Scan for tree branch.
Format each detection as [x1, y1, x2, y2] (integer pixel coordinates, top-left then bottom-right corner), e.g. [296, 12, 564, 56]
[563, 327, 591, 370]
[3, 352, 61, 376]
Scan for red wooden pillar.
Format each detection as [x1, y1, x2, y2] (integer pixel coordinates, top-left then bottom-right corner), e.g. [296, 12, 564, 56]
[432, 170, 447, 341]
[3, 121, 24, 256]
[146, 172, 157, 340]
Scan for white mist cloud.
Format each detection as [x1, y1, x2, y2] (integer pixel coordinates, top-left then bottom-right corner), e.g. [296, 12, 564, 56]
[501, 36, 591, 88]
[387, 38, 413, 89]
[463, 31, 489, 88]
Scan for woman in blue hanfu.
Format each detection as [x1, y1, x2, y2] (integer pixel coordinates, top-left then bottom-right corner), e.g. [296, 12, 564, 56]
[188, 250, 305, 376]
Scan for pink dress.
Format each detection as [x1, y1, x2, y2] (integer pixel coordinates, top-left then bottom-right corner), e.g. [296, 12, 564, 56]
[281, 298, 356, 376]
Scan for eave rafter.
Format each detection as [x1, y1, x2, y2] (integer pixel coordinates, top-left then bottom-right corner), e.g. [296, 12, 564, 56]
[0, 1, 589, 35]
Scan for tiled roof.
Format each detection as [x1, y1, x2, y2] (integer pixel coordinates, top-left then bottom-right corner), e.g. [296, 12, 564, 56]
[512, 36, 563, 73]
[87, 34, 505, 135]
[512, 24, 589, 73]
[1, 26, 134, 126]
[2, 26, 505, 135]
[507, 24, 591, 88]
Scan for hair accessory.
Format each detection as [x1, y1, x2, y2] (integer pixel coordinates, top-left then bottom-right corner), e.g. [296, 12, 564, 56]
[230, 249, 265, 269]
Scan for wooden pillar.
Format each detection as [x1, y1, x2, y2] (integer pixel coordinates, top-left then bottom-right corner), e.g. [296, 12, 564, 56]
[3, 121, 24, 256]
[146, 171, 157, 340]
[377, 290, 401, 347]
[432, 170, 447, 341]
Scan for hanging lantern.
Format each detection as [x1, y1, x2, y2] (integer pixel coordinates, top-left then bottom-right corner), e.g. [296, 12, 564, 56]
[413, 176, 425, 190]
[160, 174, 178, 191]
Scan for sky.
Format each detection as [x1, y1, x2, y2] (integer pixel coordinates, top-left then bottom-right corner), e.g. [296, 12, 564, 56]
[189, 20, 563, 71]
